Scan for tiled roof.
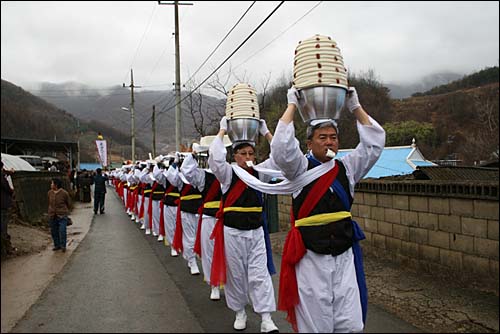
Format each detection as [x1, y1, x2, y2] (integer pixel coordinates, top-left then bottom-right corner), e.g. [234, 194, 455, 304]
[413, 166, 499, 181]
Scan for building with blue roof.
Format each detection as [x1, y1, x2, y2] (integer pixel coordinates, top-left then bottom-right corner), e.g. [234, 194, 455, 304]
[336, 139, 436, 179]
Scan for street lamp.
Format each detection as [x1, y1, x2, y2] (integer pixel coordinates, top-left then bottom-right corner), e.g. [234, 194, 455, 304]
[121, 106, 135, 162]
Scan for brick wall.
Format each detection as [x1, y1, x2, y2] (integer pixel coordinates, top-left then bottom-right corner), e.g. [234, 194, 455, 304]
[276, 180, 499, 289]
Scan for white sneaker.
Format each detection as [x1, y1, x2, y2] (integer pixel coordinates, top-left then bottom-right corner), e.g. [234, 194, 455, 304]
[171, 248, 178, 257]
[140, 223, 146, 230]
[153, 231, 158, 237]
[190, 262, 200, 275]
[157, 235, 164, 242]
[233, 310, 247, 331]
[260, 318, 279, 333]
[130, 214, 135, 221]
[210, 286, 220, 300]
[145, 228, 151, 235]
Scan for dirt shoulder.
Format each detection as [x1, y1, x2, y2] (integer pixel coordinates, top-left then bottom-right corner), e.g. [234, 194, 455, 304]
[5, 222, 53, 258]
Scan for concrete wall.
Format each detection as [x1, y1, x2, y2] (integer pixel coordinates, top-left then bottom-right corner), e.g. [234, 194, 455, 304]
[276, 180, 499, 288]
[11, 171, 72, 224]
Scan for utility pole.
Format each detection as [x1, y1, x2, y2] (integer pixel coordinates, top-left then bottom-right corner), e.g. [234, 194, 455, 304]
[76, 120, 81, 170]
[123, 69, 140, 162]
[152, 105, 156, 157]
[158, 1, 193, 152]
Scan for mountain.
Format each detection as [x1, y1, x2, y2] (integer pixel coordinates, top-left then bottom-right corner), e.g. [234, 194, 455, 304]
[30, 82, 225, 153]
[1, 79, 145, 163]
[385, 71, 464, 99]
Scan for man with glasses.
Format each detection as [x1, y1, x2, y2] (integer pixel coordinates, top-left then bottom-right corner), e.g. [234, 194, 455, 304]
[270, 87, 385, 333]
[208, 117, 280, 333]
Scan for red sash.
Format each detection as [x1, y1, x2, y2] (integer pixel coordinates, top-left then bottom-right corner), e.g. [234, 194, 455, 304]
[129, 186, 136, 212]
[209, 178, 247, 287]
[172, 184, 193, 252]
[147, 182, 158, 229]
[278, 164, 339, 332]
[159, 199, 165, 237]
[194, 178, 221, 256]
[133, 186, 139, 215]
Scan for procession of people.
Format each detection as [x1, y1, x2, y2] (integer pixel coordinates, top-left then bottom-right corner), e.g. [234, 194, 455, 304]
[105, 35, 384, 333]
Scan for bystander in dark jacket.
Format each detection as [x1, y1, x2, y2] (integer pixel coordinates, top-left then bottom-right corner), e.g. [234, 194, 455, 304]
[92, 168, 108, 214]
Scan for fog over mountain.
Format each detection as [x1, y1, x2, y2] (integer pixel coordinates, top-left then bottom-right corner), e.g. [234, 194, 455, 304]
[385, 71, 464, 99]
[29, 83, 224, 152]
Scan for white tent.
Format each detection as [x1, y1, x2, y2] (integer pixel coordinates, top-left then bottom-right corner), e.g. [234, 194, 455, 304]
[1, 153, 37, 171]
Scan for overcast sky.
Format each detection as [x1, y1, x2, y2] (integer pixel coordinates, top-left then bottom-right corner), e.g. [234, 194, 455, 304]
[1, 1, 499, 96]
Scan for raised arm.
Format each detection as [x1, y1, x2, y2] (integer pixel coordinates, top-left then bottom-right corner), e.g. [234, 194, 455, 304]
[269, 87, 308, 180]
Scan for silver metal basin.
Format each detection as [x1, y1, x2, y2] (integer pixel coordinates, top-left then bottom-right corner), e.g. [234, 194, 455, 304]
[227, 118, 260, 145]
[297, 86, 347, 123]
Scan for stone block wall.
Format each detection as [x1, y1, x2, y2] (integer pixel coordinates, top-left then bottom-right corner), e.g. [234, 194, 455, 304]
[276, 180, 499, 289]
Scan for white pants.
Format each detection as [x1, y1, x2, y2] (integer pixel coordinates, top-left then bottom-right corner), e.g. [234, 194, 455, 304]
[137, 194, 143, 221]
[180, 212, 198, 264]
[152, 200, 161, 234]
[142, 196, 150, 226]
[200, 216, 216, 284]
[224, 226, 276, 314]
[123, 188, 128, 206]
[163, 205, 177, 245]
[295, 248, 363, 333]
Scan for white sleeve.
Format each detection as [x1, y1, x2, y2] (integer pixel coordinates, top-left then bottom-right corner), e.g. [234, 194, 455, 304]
[339, 116, 386, 196]
[153, 165, 166, 187]
[180, 154, 206, 191]
[165, 165, 184, 189]
[208, 136, 233, 193]
[270, 120, 308, 180]
[139, 169, 149, 183]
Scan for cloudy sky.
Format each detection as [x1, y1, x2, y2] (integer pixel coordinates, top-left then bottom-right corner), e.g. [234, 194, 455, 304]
[1, 1, 498, 96]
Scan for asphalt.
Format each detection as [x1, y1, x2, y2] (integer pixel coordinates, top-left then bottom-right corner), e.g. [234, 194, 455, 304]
[1, 186, 498, 333]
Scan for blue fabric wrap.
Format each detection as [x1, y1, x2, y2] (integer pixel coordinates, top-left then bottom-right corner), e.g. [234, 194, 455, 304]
[306, 154, 368, 324]
[254, 189, 277, 275]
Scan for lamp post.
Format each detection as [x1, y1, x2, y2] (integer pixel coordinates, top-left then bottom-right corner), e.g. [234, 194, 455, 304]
[121, 106, 135, 162]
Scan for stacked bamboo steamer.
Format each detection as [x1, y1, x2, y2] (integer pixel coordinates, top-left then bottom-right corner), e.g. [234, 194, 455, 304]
[225, 83, 260, 120]
[293, 34, 348, 90]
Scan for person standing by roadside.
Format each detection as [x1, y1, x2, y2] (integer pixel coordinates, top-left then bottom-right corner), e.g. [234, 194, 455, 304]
[1, 161, 15, 257]
[92, 168, 108, 214]
[48, 178, 71, 252]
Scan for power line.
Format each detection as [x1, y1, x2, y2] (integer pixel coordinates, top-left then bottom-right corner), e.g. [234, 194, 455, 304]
[184, 1, 256, 86]
[234, 1, 323, 71]
[126, 5, 158, 77]
[158, 1, 285, 117]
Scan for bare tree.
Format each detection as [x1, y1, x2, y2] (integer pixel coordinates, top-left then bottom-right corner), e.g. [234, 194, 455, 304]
[258, 72, 272, 114]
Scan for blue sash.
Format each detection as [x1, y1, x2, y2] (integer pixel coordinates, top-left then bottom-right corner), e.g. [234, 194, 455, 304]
[253, 189, 277, 275]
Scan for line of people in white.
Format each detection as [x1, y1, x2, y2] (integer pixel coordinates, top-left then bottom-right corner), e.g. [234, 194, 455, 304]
[108, 86, 385, 333]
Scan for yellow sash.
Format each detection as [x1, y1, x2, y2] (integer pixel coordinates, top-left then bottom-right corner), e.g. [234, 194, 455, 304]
[181, 194, 202, 201]
[204, 201, 221, 209]
[294, 211, 352, 227]
[223, 206, 262, 213]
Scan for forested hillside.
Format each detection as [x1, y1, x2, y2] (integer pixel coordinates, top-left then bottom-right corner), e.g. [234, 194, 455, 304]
[1, 79, 147, 162]
[413, 66, 499, 96]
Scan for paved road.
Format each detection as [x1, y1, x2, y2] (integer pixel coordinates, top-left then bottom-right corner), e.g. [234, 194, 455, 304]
[12, 188, 421, 333]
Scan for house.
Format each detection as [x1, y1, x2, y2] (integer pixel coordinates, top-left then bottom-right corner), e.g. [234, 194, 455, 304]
[336, 138, 436, 179]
